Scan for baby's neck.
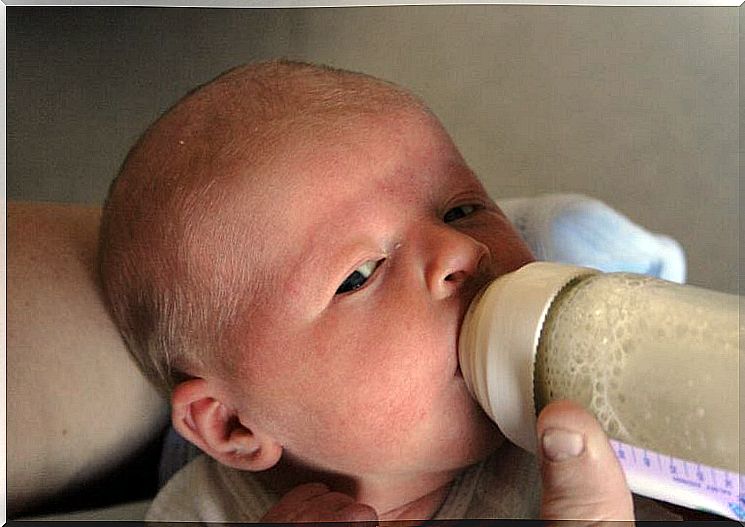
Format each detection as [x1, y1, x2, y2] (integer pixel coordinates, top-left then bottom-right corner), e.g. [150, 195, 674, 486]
[347, 469, 458, 520]
[256, 457, 463, 520]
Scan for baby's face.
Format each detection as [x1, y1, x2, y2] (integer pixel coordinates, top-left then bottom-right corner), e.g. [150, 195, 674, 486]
[218, 108, 533, 480]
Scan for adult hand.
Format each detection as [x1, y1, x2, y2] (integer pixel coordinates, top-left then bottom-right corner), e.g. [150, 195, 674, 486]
[260, 482, 378, 522]
[537, 400, 635, 524]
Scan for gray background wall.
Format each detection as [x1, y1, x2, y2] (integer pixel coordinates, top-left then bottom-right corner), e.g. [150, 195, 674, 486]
[6, 6, 740, 294]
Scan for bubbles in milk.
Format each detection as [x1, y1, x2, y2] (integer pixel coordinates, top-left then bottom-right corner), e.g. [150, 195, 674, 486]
[534, 273, 740, 473]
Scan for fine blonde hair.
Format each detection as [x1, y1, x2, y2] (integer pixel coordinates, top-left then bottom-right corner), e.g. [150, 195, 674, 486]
[98, 59, 428, 396]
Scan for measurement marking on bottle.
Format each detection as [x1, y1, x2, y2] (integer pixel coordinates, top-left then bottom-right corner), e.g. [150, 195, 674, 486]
[696, 464, 705, 483]
[668, 456, 677, 475]
[609, 439, 743, 520]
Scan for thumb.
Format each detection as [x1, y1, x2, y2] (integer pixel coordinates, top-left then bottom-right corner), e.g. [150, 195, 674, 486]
[537, 399, 634, 523]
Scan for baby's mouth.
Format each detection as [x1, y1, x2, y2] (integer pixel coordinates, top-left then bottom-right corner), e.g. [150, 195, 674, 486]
[454, 305, 468, 377]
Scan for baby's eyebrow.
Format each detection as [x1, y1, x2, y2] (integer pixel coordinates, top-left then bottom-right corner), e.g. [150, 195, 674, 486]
[278, 234, 351, 302]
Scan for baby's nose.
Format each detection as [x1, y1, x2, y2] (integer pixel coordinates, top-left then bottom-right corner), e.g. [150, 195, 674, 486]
[426, 229, 489, 300]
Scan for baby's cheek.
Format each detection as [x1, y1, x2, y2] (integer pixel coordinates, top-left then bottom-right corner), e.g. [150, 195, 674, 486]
[336, 371, 428, 426]
[486, 221, 534, 268]
[315, 383, 438, 469]
[322, 348, 437, 423]
[352, 356, 442, 429]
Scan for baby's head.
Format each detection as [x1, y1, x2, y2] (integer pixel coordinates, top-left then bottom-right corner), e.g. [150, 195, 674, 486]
[99, 60, 534, 483]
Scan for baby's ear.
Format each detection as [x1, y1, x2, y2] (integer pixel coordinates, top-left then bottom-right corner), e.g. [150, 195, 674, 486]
[171, 378, 282, 471]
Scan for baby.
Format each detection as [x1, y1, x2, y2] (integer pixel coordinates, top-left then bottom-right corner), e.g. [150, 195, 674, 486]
[98, 60, 654, 522]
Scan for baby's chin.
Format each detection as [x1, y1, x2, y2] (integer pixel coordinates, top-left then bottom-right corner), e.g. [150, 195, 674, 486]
[469, 412, 507, 461]
[440, 399, 507, 471]
[461, 378, 507, 447]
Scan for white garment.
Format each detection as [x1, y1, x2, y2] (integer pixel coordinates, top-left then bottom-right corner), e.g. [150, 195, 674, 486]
[147, 441, 680, 522]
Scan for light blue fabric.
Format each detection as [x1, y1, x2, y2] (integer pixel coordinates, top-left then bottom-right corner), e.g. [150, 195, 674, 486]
[497, 193, 686, 283]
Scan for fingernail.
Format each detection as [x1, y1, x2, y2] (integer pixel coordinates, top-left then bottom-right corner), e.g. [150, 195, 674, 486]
[542, 428, 585, 462]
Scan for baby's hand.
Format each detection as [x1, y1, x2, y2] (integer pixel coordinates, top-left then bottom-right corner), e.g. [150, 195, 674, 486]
[260, 482, 378, 522]
[537, 400, 635, 524]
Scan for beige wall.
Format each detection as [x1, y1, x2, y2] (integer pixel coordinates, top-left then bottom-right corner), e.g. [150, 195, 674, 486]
[7, 6, 739, 293]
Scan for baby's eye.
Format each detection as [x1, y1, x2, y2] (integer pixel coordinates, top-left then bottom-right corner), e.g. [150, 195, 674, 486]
[443, 204, 477, 223]
[335, 259, 383, 295]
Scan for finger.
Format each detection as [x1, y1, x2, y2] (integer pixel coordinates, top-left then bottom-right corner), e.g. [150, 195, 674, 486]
[261, 482, 330, 520]
[537, 400, 634, 524]
[293, 490, 376, 522]
[329, 501, 379, 522]
[284, 482, 332, 500]
[301, 489, 360, 513]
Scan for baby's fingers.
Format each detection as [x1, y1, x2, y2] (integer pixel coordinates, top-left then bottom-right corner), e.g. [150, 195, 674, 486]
[261, 482, 328, 521]
[261, 482, 378, 522]
[303, 488, 376, 521]
[327, 500, 378, 522]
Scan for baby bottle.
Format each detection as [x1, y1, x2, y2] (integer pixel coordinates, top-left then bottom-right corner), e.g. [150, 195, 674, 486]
[458, 262, 742, 519]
